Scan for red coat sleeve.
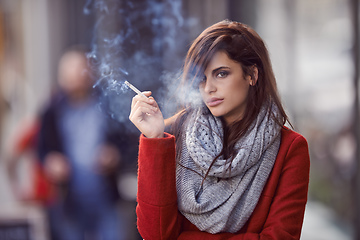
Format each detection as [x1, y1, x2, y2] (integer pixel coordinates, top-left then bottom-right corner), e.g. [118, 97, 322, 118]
[177, 132, 310, 240]
[136, 133, 182, 240]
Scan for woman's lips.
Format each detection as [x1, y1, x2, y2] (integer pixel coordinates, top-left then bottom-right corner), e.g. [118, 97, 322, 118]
[207, 98, 224, 107]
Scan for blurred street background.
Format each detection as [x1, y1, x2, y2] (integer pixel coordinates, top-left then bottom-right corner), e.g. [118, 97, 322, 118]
[0, 0, 358, 239]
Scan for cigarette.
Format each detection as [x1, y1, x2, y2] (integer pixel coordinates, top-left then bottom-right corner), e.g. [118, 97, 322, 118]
[124, 80, 147, 98]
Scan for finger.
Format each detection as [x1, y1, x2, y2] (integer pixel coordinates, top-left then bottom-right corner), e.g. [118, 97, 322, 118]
[129, 103, 158, 123]
[147, 96, 159, 108]
[131, 98, 158, 114]
[131, 91, 153, 109]
[133, 104, 158, 120]
[130, 96, 158, 117]
[142, 91, 152, 97]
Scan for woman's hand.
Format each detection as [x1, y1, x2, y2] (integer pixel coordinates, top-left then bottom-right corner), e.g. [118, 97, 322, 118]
[129, 91, 165, 138]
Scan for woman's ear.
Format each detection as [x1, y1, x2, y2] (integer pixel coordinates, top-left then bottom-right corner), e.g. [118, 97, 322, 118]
[250, 65, 258, 86]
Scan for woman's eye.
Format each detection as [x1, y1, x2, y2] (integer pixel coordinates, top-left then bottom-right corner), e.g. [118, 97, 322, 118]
[216, 71, 228, 78]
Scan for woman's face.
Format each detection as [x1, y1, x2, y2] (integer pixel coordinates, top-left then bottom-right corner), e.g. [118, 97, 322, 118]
[199, 51, 253, 124]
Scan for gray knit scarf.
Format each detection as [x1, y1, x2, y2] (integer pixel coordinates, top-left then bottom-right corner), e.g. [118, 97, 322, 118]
[176, 102, 282, 234]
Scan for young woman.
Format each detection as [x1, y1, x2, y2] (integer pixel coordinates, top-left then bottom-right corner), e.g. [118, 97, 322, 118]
[129, 20, 310, 240]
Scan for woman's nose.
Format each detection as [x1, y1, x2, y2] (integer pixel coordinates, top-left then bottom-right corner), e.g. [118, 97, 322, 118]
[203, 78, 216, 93]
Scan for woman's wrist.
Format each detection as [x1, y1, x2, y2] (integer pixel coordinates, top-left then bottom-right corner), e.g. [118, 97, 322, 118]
[145, 132, 165, 138]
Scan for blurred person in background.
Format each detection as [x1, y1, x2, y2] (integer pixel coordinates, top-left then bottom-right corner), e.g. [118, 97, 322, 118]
[37, 46, 135, 240]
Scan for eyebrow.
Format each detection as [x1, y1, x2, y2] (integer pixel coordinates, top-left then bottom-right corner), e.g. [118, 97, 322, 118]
[211, 66, 230, 75]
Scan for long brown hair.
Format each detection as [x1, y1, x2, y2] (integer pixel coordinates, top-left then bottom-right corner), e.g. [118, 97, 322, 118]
[172, 20, 289, 178]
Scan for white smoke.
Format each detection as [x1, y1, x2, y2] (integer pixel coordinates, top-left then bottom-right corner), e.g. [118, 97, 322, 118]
[83, 0, 199, 126]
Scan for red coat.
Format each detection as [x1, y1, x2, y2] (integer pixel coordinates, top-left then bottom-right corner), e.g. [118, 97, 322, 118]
[136, 127, 310, 240]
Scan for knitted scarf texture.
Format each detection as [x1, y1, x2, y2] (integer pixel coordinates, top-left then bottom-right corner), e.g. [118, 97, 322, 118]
[176, 102, 282, 234]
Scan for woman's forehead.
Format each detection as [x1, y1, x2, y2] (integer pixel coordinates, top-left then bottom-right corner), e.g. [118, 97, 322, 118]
[205, 51, 236, 72]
